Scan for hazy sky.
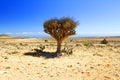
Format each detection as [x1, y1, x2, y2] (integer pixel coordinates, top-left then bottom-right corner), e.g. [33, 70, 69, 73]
[0, 0, 120, 37]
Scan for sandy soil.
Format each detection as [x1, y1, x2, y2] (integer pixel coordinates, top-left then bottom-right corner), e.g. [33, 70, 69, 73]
[0, 37, 120, 80]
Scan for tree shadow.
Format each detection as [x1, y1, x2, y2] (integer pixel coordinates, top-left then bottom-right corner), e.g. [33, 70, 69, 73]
[24, 49, 57, 58]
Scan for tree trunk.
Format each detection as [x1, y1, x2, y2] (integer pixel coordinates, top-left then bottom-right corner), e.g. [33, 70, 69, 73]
[56, 41, 62, 56]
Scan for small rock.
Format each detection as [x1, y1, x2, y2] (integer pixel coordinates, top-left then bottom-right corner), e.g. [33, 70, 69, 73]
[90, 66, 94, 69]
[28, 63, 30, 65]
[77, 62, 80, 64]
[50, 75, 53, 77]
[37, 72, 40, 74]
[81, 72, 84, 74]
[16, 68, 19, 70]
[5, 67, 10, 69]
[2, 56, 8, 59]
[67, 65, 72, 68]
[4, 56, 8, 59]
[0, 70, 8, 74]
[104, 76, 111, 79]
[106, 64, 110, 67]
[97, 64, 101, 66]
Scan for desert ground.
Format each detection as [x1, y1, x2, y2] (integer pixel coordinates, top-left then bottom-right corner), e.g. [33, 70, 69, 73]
[0, 35, 120, 80]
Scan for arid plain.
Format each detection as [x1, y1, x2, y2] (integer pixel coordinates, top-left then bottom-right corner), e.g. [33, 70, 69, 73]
[0, 35, 120, 80]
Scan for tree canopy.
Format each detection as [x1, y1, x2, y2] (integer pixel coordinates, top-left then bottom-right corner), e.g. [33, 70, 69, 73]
[44, 17, 78, 41]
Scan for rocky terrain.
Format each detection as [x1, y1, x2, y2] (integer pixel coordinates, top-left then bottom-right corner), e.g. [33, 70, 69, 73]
[0, 36, 120, 80]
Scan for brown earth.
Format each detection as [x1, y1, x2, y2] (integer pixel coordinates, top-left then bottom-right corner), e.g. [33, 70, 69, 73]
[0, 36, 120, 80]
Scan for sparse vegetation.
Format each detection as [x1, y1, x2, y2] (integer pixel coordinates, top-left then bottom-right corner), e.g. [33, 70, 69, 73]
[62, 47, 73, 56]
[76, 44, 82, 46]
[106, 43, 111, 47]
[39, 45, 45, 51]
[45, 40, 48, 42]
[61, 43, 74, 56]
[101, 39, 108, 44]
[0, 36, 120, 80]
[70, 40, 73, 42]
[34, 45, 45, 53]
[83, 42, 93, 47]
[49, 43, 55, 46]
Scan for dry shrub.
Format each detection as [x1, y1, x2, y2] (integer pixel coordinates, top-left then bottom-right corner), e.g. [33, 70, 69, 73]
[61, 44, 74, 56]
[44, 40, 48, 42]
[62, 47, 73, 56]
[101, 39, 108, 44]
[83, 42, 93, 47]
[34, 45, 45, 53]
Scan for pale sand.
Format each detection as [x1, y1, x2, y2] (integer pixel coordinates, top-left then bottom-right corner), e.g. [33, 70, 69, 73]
[0, 37, 120, 80]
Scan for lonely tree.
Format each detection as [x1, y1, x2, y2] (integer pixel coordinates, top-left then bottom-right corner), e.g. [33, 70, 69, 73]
[43, 17, 78, 56]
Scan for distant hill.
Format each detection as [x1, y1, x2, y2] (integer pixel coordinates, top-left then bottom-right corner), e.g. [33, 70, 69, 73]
[0, 34, 27, 39]
[0, 34, 11, 38]
[0, 34, 9, 37]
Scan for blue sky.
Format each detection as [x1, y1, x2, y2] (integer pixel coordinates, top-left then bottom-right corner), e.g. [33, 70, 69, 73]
[0, 0, 120, 37]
